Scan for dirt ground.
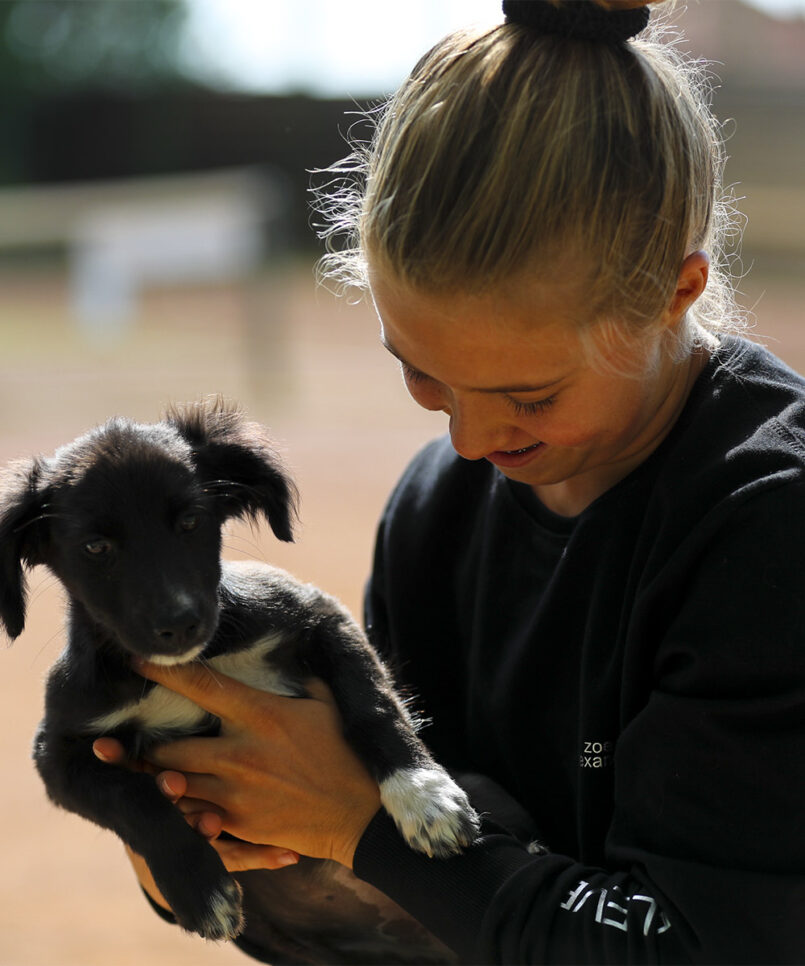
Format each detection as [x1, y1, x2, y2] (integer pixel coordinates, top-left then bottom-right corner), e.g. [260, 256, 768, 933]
[0, 257, 803, 966]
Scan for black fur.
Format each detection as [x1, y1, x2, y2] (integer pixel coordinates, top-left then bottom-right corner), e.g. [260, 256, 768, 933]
[0, 399, 481, 962]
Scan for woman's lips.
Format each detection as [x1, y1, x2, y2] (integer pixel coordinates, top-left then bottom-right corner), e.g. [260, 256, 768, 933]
[485, 442, 544, 469]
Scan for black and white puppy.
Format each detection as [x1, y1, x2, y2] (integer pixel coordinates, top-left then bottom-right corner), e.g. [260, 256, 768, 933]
[0, 399, 479, 952]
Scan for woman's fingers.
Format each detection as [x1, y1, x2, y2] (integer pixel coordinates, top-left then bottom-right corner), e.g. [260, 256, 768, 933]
[153, 777, 225, 839]
[146, 735, 220, 773]
[99, 669, 377, 864]
[169, 770, 226, 806]
[92, 737, 158, 775]
[194, 810, 224, 839]
[151, 770, 226, 839]
[92, 737, 127, 765]
[93, 738, 222, 833]
[210, 838, 300, 873]
[172, 802, 224, 839]
[133, 658, 263, 723]
[93, 734, 228, 845]
[155, 770, 187, 802]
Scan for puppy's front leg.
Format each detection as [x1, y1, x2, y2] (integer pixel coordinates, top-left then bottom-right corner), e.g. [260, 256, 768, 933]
[305, 605, 481, 858]
[33, 728, 243, 941]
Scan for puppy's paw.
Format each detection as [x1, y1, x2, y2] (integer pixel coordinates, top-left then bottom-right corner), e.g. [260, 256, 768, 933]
[169, 874, 244, 941]
[380, 766, 481, 858]
[195, 877, 245, 941]
[154, 850, 244, 941]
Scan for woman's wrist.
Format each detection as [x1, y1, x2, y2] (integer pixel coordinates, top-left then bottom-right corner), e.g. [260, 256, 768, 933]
[334, 803, 383, 869]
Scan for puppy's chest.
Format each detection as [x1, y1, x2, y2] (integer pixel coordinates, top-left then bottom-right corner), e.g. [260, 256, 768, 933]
[88, 634, 299, 739]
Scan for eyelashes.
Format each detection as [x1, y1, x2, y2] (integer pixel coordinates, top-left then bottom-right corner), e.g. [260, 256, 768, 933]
[401, 363, 427, 384]
[508, 395, 557, 416]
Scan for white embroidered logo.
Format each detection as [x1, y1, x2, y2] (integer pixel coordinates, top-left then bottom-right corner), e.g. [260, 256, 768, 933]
[560, 880, 672, 936]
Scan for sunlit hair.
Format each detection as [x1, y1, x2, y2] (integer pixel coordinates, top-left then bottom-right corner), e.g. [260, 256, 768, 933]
[313, 7, 745, 365]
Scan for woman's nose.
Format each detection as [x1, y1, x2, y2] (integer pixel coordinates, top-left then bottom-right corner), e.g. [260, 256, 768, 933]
[446, 395, 506, 461]
[405, 379, 509, 460]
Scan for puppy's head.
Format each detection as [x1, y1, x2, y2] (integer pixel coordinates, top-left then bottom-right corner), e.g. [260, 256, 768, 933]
[0, 398, 297, 664]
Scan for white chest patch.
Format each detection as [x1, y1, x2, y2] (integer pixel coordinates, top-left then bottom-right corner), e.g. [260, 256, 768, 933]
[89, 633, 297, 736]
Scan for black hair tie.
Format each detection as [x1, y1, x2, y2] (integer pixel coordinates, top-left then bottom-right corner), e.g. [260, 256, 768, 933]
[502, 0, 650, 44]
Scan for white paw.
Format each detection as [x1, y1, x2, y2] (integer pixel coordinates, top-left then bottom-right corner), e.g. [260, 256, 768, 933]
[380, 766, 481, 858]
[198, 879, 244, 941]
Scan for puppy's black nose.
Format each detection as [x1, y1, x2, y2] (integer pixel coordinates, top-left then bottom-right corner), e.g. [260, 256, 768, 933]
[153, 607, 205, 652]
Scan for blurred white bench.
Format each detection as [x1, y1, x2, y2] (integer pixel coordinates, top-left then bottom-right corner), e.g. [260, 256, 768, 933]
[0, 167, 284, 338]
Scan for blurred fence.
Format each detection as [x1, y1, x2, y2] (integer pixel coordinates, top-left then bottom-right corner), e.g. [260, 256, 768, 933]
[0, 167, 296, 400]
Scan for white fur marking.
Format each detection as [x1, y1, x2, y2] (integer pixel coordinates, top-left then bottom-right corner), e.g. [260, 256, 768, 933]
[91, 680, 210, 734]
[149, 644, 206, 667]
[89, 633, 296, 735]
[201, 881, 244, 940]
[379, 766, 480, 858]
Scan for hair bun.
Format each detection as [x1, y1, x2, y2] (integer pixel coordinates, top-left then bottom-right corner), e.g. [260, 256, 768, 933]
[502, 0, 650, 44]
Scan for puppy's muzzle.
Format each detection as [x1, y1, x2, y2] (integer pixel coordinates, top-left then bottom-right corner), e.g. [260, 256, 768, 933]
[149, 599, 215, 664]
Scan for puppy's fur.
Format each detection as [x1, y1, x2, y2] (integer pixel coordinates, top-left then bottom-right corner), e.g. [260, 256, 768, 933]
[0, 399, 480, 961]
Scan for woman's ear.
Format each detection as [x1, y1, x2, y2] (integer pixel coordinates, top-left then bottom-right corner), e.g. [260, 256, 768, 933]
[664, 250, 710, 328]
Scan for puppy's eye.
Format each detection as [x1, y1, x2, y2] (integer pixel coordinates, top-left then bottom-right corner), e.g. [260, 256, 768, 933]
[84, 539, 112, 556]
[179, 513, 201, 532]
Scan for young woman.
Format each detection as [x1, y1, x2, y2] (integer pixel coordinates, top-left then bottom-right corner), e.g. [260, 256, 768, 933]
[97, 1, 805, 961]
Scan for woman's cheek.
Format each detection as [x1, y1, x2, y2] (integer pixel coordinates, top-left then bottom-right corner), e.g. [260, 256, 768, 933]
[524, 411, 593, 449]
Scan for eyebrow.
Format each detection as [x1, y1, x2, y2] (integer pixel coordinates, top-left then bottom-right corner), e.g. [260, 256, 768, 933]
[380, 335, 564, 395]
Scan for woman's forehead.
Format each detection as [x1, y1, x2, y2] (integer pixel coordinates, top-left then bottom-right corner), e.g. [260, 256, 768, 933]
[369, 267, 594, 340]
[371, 273, 590, 392]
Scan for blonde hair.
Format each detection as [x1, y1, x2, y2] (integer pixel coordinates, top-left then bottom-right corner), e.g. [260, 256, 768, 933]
[314, 6, 744, 359]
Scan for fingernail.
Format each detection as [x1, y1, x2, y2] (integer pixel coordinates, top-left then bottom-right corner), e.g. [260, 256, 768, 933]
[158, 774, 178, 796]
[92, 743, 111, 763]
[277, 851, 299, 867]
[198, 815, 221, 839]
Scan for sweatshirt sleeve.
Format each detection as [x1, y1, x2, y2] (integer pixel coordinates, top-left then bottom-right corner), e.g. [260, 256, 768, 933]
[357, 480, 805, 964]
[354, 812, 693, 964]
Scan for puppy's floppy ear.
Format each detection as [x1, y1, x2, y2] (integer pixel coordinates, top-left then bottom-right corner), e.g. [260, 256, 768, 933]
[0, 459, 51, 639]
[167, 398, 298, 542]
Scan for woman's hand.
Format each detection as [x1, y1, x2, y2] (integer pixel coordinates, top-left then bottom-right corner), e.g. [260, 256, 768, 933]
[124, 663, 381, 869]
[92, 737, 301, 875]
[92, 737, 225, 839]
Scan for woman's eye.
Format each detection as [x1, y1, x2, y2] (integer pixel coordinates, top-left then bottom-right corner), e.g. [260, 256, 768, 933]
[401, 363, 429, 384]
[508, 394, 558, 416]
[84, 539, 112, 556]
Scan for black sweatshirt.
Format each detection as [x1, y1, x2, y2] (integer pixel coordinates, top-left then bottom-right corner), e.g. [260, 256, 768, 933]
[353, 336, 805, 964]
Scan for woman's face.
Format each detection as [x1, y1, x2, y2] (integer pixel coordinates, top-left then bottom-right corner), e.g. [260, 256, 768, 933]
[369, 266, 704, 516]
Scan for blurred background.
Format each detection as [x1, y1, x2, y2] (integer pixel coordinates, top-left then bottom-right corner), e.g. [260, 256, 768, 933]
[0, 1, 803, 963]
